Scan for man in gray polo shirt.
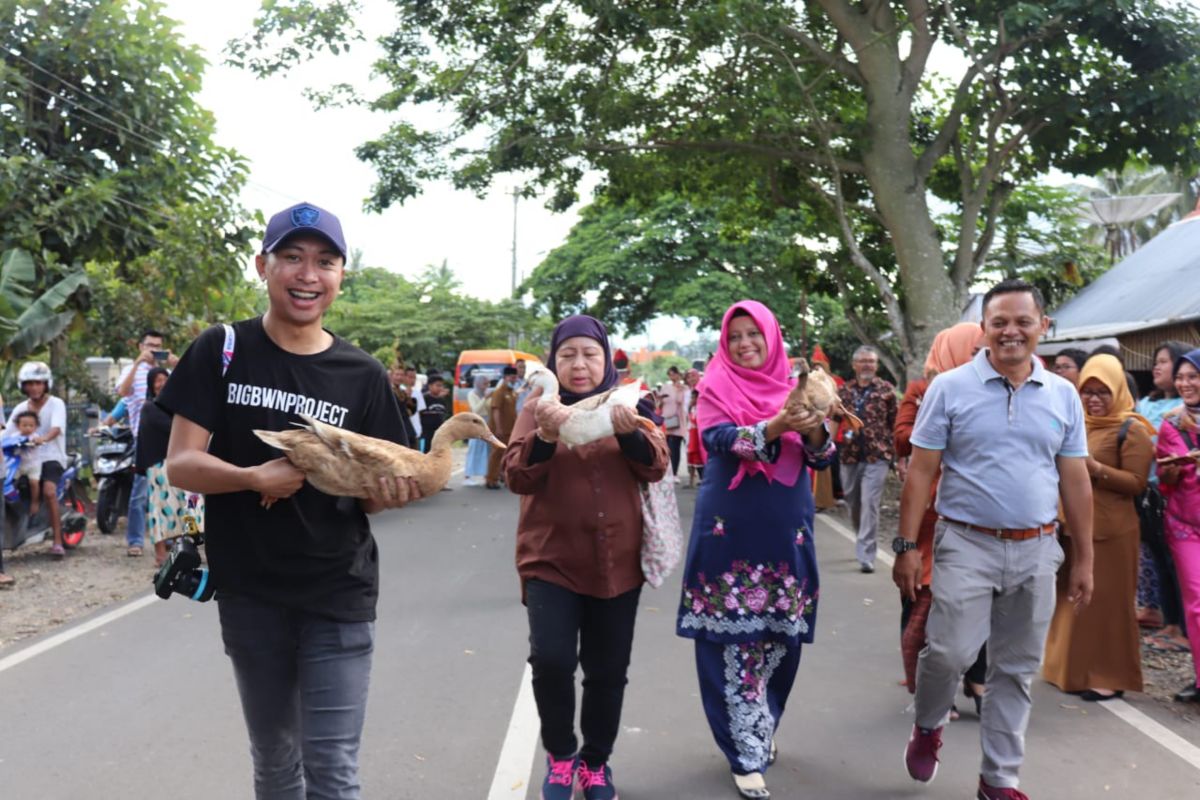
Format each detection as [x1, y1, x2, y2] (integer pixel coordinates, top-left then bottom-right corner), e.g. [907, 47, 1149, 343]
[893, 279, 1094, 800]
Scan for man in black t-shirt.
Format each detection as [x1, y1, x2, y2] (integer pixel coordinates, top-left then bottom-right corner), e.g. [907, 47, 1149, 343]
[159, 202, 421, 800]
[419, 374, 449, 453]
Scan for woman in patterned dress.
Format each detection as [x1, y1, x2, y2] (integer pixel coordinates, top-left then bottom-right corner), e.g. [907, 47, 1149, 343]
[675, 300, 833, 800]
[136, 368, 204, 566]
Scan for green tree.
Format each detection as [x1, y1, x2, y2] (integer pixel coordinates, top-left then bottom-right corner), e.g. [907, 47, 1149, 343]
[232, 0, 1200, 376]
[526, 193, 820, 337]
[526, 191, 908, 377]
[968, 183, 1104, 310]
[326, 264, 553, 370]
[2, 0, 261, 374]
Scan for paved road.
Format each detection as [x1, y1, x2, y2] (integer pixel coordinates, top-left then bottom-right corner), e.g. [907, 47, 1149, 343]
[2, 475, 1199, 799]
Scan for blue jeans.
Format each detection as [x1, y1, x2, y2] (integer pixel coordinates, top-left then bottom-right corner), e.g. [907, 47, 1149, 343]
[126, 472, 147, 547]
[218, 595, 375, 800]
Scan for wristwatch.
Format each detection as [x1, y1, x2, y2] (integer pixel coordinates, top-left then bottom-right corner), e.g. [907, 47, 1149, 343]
[891, 537, 918, 555]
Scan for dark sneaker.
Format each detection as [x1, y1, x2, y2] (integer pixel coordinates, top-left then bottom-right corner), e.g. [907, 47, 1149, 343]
[903, 725, 942, 783]
[977, 777, 1030, 799]
[541, 753, 577, 800]
[1174, 684, 1200, 703]
[578, 760, 617, 800]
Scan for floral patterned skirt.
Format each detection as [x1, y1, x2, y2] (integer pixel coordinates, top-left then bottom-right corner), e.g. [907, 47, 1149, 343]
[145, 462, 204, 545]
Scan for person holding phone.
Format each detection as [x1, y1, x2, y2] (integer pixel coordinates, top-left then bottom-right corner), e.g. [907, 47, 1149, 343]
[115, 329, 178, 557]
[1156, 347, 1200, 704]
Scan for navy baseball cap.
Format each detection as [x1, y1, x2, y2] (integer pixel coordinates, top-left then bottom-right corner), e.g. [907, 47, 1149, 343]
[262, 202, 348, 260]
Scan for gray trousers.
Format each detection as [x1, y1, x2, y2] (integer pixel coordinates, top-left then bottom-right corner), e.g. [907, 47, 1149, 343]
[914, 520, 1064, 789]
[840, 459, 889, 566]
[219, 595, 375, 800]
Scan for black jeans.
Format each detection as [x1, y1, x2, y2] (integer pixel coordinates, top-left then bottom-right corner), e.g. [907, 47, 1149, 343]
[218, 595, 375, 800]
[525, 579, 641, 764]
[666, 435, 684, 477]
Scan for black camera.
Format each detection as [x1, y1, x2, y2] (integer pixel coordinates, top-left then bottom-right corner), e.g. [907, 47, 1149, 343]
[152, 516, 213, 602]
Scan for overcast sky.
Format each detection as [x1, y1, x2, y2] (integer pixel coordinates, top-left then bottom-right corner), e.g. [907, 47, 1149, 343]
[163, 0, 695, 347]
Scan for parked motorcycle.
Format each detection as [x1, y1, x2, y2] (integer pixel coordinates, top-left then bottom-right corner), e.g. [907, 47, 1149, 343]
[1, 435, 88, 551]
[91, 425, 135, 535]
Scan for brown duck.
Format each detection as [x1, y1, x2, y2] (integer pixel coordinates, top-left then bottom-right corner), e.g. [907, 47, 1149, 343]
[785, 358, 863, 431]
[254, 412, 505, 498]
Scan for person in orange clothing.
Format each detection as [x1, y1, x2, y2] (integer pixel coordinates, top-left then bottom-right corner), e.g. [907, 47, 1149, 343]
[893, 323, 986, 714]
[810, 345, 845, 509]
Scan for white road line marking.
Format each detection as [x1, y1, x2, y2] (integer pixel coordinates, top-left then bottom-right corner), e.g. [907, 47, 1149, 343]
[1100, 699, 1200, 771]
[487, 663, 540, 800]
[815, 515, 1200, 773]
[816, 512, 895, 567]
[0, 471, 471, 673]
[0, 593, 158, 675]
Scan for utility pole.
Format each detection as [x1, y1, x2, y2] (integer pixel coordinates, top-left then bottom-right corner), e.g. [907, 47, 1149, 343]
[511, 187, 519, 298]
[509, 188, 519, 348]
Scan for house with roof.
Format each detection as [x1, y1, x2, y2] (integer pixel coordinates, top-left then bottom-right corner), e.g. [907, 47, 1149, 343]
[1041, 206, 1200, 372]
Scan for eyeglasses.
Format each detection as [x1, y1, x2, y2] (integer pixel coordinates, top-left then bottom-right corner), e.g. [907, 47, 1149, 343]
[1079, 388, 1112, 399]
[1052, 363, 1078, 373]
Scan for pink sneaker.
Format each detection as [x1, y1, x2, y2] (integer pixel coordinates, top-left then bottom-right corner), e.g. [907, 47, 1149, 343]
[577, 760, 618, 800]
[903, 725, 942, 783]
[541, 754, 577, 800]
[977, 777, 1029, 799]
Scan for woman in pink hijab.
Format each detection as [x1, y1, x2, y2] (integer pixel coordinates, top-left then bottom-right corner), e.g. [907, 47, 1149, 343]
[675, 301, 833, 800]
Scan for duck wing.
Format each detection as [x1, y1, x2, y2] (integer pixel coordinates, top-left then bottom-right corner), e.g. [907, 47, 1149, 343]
[255, 418, 424, 498]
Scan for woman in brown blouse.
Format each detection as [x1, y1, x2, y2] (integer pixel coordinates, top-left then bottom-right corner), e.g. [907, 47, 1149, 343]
[1043, 353, 1154, 700]
[502, 314, 668, 800]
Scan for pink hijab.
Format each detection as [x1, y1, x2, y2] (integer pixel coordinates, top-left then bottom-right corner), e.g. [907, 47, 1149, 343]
[698, 300, 803, 489]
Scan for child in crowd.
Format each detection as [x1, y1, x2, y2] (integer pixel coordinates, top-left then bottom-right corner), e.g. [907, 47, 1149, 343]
[13, 410, 44, 515]
[685, 388, 705, 487]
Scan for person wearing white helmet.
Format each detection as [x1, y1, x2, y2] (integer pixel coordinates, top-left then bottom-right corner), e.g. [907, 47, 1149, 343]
[4, 361, 68, 558]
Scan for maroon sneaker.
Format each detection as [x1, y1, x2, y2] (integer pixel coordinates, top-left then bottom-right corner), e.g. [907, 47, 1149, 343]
[903, 725, 942, 783]
[977, 777, 1029, 799]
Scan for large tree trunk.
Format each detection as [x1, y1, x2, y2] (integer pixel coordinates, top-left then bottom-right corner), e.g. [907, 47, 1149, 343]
[854, 22, 963, 380]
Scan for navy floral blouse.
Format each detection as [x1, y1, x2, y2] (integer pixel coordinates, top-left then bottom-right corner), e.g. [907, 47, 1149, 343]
[676, 421, 833, 646]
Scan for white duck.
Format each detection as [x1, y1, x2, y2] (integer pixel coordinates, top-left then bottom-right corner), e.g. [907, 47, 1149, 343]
[524, 363, 654, 448]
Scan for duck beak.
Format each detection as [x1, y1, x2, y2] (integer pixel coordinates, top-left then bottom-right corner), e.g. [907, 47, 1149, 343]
[485, 433, 507, 450]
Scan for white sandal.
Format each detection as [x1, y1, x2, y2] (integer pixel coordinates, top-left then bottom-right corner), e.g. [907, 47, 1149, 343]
[733, 771, 770, 799]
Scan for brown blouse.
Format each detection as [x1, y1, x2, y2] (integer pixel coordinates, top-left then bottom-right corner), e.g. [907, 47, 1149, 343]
[502, 399, 669, 599]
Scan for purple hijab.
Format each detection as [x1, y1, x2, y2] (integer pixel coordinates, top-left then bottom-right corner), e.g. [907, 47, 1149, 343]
[548, 315, 619, 406]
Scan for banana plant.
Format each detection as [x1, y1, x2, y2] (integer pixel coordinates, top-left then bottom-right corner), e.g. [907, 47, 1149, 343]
[0, 247, 90, 360]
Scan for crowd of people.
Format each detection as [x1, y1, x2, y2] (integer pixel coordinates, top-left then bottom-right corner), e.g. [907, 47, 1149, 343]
[2, 197, 1198, 800]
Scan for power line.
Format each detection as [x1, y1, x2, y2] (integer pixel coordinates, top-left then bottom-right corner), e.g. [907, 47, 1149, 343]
[2, 46, 300, 204]
[16, 158, 178, 225]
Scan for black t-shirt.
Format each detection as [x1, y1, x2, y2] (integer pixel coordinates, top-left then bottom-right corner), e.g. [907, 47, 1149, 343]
[419, 392, 448, 439]
[156, 317, 410, 621]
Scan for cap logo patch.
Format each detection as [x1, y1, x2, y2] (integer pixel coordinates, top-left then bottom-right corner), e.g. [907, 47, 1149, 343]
[290, 205, 321, 227]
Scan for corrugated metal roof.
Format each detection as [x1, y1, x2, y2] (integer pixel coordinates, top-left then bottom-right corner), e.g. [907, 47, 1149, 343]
[1047, 215, 1200, 341]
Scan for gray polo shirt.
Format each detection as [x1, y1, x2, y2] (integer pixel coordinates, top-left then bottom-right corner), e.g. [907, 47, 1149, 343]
[911, 348, 1087, 529]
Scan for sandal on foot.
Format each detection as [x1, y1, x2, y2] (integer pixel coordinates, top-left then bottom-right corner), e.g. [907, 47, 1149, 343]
[127, 545, 143, 557]
[1145, 632, 1190, 653]
[767, 740, 777, 766]
[50, 544, 65, 559]
[733, 771, 770, 799]
[0, 572, 14, 588]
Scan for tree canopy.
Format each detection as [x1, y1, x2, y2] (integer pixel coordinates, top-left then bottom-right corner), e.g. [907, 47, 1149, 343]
[2, 0, 261, 380]
[234, 0, 1200, 376]
[326, 262, 553, 370]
